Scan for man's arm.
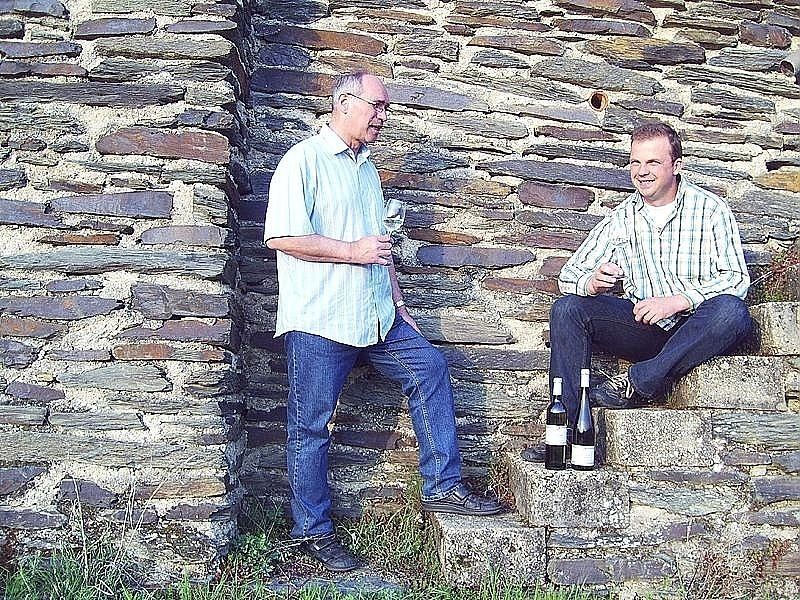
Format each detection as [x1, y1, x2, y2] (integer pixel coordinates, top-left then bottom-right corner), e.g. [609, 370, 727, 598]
[267, 234, 392, 265]
[559, 215, 620, 296]
[386, 258, 419, 332]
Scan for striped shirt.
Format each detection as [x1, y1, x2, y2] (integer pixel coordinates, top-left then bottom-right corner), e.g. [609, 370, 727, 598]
[264, 126, 395, 346]
[559, 177, 750, 330]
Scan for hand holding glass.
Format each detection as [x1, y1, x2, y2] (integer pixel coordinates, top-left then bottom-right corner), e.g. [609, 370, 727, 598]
[610, 236, 627, 280]
[383, 199, 406, 234]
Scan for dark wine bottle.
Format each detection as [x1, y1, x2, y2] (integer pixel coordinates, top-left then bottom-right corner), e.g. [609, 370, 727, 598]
[545, 377, 567, 470]
[572, 368, 595, 471]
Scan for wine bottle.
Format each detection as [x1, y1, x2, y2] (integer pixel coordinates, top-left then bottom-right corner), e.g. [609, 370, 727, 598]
[572, 368, 595, 471]
[545, 377, 567, 470]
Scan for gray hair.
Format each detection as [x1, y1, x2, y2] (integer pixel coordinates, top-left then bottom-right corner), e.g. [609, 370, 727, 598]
[331, 71, 367, 109]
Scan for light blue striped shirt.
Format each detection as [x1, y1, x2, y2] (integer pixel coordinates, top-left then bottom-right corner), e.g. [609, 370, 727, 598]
[264, 126, 395, 346]
[559, 177, 750, 330]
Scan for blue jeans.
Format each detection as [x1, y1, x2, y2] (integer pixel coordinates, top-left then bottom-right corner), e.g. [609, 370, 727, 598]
[285, 314, 462, 539]
[549, 293, 753, 424]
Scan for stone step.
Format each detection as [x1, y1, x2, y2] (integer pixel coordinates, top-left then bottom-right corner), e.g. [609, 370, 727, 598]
[751, 302, 800, 356]
[669, 355, 786, 411]
[599, 408, 714, 468]
[430, 510, 545, 586]
[507, 452, 630, 529]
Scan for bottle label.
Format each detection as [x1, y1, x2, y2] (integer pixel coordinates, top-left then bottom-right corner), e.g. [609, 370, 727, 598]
[545, 425, 567, 445]
[571, 444, 595, 467]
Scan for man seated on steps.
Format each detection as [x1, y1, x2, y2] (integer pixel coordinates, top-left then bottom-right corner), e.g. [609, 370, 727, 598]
[523, 121, 752, 462]
[265, 70, 502, 573]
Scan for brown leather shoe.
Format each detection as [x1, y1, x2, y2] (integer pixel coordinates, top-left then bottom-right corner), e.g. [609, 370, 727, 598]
[301, 534, 363, 572]
[421, 484, 502, 516]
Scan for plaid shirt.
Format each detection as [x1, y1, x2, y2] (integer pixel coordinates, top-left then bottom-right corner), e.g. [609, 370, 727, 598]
[559, 177, 750, 330]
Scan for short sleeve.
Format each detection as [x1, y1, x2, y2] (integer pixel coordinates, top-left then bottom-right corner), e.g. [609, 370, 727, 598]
[263, 146, 316, 242]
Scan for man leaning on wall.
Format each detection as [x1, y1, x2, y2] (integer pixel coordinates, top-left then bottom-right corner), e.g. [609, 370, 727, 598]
[264, 70, 502, 573]
[525, 120, 752, 461]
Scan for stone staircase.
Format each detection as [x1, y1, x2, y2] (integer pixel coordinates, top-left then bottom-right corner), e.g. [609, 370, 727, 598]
[431, 302, 800, 598]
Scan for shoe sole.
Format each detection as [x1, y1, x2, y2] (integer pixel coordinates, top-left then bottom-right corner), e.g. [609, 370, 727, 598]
[321, 562, 363, 573]
[420, 504, 503, 516]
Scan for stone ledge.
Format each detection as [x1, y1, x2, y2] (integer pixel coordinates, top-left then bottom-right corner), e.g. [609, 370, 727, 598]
[670, 355, 786, 411]
[751, 302, 800, 356]
[430, 511, 545, 586]
[507, 453, 630, 529]
[602, 409, 714, 468]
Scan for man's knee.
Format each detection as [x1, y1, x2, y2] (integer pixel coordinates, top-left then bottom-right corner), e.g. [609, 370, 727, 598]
[420, 345, 449, 379]
[699, 294, 752, 337]
[550, 294, 590, 325]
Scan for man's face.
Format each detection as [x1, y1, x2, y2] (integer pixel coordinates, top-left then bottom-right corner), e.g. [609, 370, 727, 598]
[342, 75, 388, 146]
[629, 135, 682, 206]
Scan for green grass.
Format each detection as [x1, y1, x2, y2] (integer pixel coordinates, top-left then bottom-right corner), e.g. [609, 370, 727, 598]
[1, 540, 147, 600]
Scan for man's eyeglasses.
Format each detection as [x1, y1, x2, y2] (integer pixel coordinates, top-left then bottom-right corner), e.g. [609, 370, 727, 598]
[343, 92, 390, 114]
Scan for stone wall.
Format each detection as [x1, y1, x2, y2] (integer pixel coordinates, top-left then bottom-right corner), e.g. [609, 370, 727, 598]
[240, 0, 800, 518]
[0, 0, 247, 583]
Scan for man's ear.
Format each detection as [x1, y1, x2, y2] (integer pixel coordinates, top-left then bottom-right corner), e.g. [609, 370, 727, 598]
[672, 157, 683, 175]
[339, 94, 349, 114]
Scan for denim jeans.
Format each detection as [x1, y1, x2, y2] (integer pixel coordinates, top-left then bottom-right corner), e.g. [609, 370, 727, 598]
[549, 293, 753, 424]
[284, 314, 462, 539]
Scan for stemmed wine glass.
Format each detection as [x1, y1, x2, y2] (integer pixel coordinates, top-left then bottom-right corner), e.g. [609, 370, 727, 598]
[383, 199, 406, 234]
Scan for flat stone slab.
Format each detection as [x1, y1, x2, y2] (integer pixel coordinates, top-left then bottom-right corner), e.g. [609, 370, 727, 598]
[713, 412, 800, 450]
[603, 409, 713, 468]
[431, 511, 545, 586]
[507, 453, 630, 529]
[628, 482, 740, 516]
[751, 302, 800, 356]
[670, 356, 786, 411]
[548, 553, 676, 586]
[0, 430, 225, 469]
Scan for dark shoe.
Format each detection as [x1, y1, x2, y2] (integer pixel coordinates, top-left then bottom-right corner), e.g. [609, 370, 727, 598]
[521, 445, 545, 462]
[592, 372, 641, 409]
[301, 534, 363, 572]
[421, 484, 502, 516]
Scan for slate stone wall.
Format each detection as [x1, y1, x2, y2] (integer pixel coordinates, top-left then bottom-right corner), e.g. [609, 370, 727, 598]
[0, 0, 246, 583]
[241, 0, 800, 519]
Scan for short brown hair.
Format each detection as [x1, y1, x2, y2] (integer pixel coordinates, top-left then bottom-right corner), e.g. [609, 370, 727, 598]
[632, 121, 682, 162]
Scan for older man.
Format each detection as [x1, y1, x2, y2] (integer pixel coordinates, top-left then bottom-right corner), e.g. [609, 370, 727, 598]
[534, 121, 752, 456]
[264, 71, 501, 572]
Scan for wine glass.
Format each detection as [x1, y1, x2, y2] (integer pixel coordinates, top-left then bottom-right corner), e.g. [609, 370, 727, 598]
[383, 199, 406, 234]
[609, 235, 627, 294]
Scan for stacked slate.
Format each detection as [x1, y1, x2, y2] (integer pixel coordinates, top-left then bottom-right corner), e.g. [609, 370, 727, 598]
[0, 0, 244, 585]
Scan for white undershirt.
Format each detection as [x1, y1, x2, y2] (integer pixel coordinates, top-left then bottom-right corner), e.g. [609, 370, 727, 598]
[644, 201, 675, 229]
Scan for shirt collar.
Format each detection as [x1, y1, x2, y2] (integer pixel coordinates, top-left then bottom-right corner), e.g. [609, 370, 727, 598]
[318, 125, 371, 162]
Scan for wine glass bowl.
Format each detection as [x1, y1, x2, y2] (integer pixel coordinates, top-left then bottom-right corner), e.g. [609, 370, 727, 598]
[383, 199, 406, 234]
